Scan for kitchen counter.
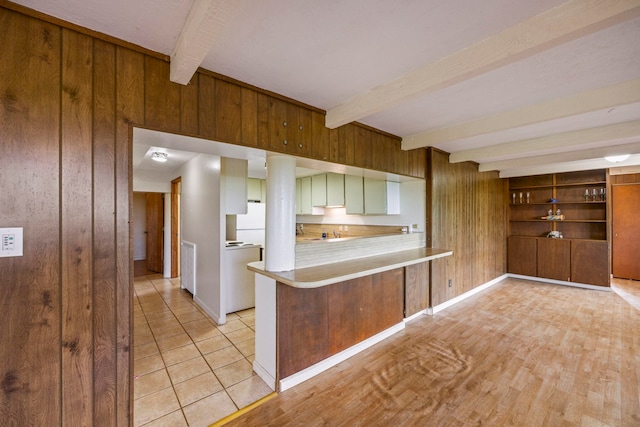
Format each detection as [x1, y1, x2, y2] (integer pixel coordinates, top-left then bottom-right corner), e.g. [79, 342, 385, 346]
[248, 247, 452, 288]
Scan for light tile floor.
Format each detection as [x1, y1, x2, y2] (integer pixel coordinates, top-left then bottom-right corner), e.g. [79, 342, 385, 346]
[133, 274, 272, 427]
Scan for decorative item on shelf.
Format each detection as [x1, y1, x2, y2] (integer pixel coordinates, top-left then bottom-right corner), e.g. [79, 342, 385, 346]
[512, 193, 516, 204]
[547, 230, 563, 238]
[526, 192, 530, 204]
[519, 192, 523, 204]
[548, 208, 553, 217]
[549, 198, 558, 203]
[600, 188, 606, 201]
[592, 188, 598, 202]
[556, 208, 561, 216]
[584, 189, 590, 202]
[541, 214, 565, 220]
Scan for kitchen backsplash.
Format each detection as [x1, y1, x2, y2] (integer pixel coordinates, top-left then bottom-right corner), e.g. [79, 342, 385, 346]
[296, 223, 407, 239]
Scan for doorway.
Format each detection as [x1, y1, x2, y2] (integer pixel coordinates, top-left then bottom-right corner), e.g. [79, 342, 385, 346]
[133, 192, 164, 277]
[612, 183, 640, 280]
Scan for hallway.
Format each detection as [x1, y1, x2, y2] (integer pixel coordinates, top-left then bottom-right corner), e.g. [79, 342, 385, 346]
[133, 273, 272, 426]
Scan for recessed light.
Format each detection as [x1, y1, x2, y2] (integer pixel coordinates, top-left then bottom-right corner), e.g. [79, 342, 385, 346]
[604, 154, 630, 163]
[151, 151, 168, 162]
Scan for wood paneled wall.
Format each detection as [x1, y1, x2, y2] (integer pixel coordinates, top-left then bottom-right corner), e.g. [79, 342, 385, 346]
[0, 3, 425, 425]
[427, 149, 507, 307]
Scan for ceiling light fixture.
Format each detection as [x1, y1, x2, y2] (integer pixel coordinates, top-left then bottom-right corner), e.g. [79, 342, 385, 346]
[151, 151, 168, 162]
[604, 154, 630, 163]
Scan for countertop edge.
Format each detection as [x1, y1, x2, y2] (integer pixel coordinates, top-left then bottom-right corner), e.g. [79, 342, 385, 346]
[247, 248, 453, 288]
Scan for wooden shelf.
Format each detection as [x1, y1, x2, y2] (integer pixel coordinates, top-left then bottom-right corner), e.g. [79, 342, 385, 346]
[510, 181, 606, 191]
[510, 201, 606, 206]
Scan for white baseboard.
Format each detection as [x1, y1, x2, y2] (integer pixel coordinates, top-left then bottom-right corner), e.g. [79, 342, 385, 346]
[194, 296, 223, 324]
[278, 322, 405, 392]
[404, 309, 427, 322]
[431, 274, 508, 315]
[253, 360, 276, 391]
[507, 274, 611, 292]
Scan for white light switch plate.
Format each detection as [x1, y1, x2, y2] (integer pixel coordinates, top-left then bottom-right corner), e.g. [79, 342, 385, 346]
[1, 227, 23, 257]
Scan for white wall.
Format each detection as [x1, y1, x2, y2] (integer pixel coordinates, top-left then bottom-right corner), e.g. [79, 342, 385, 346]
[133, 192, 147, 261]
[175, 154, 224, 324]
[296, 180, 426, 232]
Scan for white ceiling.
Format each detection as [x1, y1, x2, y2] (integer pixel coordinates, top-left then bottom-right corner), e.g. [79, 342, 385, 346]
[14, 0, 640, 177]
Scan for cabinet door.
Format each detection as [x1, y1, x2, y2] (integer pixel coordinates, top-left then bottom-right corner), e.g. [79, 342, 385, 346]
[571, 240, 609, 286]
[311, 174, 327, 207]
[537, 238, 571, 281]
[247, 178, 262, 202]
[345, 175, 364, 214]
[364, 177, 386, 214]
[326, 173, 345, 207]
[508, 236, 537, 276]
[300, 176, 312, 215]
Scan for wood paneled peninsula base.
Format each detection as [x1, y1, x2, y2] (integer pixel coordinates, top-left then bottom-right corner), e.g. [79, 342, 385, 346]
[248, 247, 452, 392]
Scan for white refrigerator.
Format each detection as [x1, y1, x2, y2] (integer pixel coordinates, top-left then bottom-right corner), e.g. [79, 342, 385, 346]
[235, 202, 266, 246]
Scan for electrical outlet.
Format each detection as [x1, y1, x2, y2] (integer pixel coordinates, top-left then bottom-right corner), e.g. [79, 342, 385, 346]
[339, 225, 343, 231]
[448, 279, 452, 288]
[412, 224, 418, 229]
[344, 225, 348, 232]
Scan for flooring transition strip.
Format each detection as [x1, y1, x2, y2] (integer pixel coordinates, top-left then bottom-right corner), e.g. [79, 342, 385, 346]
[209, 392, 278, 426]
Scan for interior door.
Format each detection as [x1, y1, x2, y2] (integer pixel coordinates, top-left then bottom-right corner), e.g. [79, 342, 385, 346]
[612, 184, 640, 280]
[146, 192, 164, 273]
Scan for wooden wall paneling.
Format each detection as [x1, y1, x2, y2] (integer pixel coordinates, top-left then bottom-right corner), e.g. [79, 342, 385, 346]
[428, 149, 506, 306]
[612, 184, 640, 280]
[354, 126, 372, 169]
[215, 79, 242, 143]
[143, 56, 180, 132]
[571, 240, 609, 286]
[0, 10, 62, 425]
[277, 283, 328, 379]
[311, 110, 330, 161]
[61, 29, 94, 426]
[611, 173, 640, 184]
[92, 38, 118, 423]
[344, 124, 356, 166]
[180, 73, 199, 135]
[241, 87, 258, 146]
[371, 132, 387, 173]
[116, 46, 145, 425]
[404, 262, 430, 317]
[197, 74, 216, 138]
[537, 238, 571, 281]
[329, 126, 345, 164]
[410, 148, 427, 178]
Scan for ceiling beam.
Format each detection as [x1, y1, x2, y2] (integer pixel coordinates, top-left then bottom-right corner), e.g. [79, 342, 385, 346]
[403, 79, 640, 150]
[170, 0, 241, 85]
[479, 140, 640, 172]
[450, 120, 640, 163]
[325, 0, 640, 129]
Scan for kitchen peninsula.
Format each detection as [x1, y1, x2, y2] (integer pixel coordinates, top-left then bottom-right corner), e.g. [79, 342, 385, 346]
[247, 233, 452, 391]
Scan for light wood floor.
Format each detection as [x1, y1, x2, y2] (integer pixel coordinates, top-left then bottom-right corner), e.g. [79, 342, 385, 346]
[227, 277, 640, 426]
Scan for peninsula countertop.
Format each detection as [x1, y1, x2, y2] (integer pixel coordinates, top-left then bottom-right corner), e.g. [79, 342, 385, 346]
[247, 247, 452, 288]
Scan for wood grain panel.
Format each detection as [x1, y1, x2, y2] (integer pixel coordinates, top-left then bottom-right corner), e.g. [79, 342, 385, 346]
[144, 56, 180, 132]
[91, 38, 118, 424]
[61, 29, 94, 426]
[295, 106, 312, 157]
[0, 10, 61, 425]
[429, 149, 507, 307]
[371, 131, 387, 172]
[327, 279, 361, 354]
[241, 87, 258, 146]
[611, 173, 640, 184]
[215, 79, 242, 143]
[571, 240, 609, 286]
[377, 268, 404, 330]
[537, 238, 571, 281]
[268, 96, 289, 152]
[277, 284, 328, 379]
[256, 93, 270, 149]
[116, 45, 144, 426]
[180, 73, 199, 135]
[198, 74, 216, 138]
[404, 262, 430, 317]
[508, 236, 538, 276]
